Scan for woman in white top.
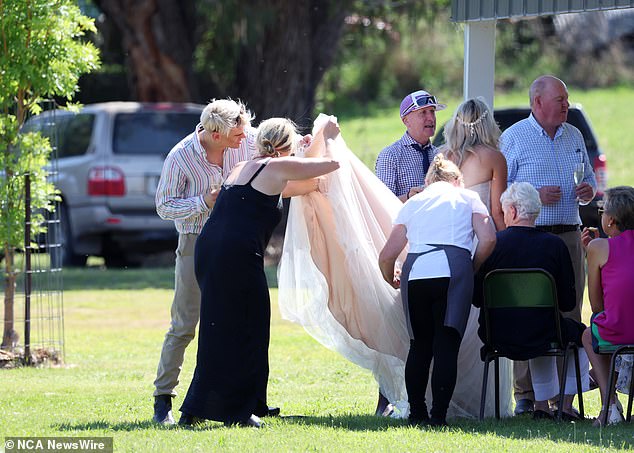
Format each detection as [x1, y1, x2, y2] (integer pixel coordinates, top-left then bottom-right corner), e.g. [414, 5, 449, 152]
[379, 154, 496, 427]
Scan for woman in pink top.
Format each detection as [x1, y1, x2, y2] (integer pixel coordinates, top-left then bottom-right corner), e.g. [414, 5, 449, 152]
[581, 185, 634, 426]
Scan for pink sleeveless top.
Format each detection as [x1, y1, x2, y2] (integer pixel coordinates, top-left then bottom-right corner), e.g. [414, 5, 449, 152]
[594, 229, 634, 343]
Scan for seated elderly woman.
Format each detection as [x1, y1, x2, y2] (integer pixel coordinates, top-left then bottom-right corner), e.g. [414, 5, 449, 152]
[473, 182, 589, 421]
[581, 185, 634, 426]
[379, 154, 497, 427]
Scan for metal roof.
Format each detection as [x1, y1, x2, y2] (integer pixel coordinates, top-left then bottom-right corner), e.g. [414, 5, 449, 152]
[451, 0, 634, 22]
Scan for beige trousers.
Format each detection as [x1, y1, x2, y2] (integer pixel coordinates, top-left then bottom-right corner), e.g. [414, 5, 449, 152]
[513, 230, 585, 402]
[153, 233, 200, 397]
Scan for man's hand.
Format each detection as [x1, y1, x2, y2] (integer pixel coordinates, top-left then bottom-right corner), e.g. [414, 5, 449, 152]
[203, 186, 221, 208]
[538, 185, 562, 205]
[575, 182, 594, 204]
[407, 185, 425, 200]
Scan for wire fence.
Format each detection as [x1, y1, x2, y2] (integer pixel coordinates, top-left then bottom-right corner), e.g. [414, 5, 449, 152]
[1, 100, 65, 368]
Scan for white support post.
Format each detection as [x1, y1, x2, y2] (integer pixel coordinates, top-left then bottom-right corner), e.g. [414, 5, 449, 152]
[463, 20, 496, 109]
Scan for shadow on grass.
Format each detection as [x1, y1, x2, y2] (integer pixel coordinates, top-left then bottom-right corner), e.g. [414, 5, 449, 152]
[282, 414, 633, 448]
[56, 265, 278, 291]
[54, 414, 633, 449]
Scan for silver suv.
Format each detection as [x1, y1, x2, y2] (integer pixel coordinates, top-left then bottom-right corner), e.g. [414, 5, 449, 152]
[24, 102, 205, 267]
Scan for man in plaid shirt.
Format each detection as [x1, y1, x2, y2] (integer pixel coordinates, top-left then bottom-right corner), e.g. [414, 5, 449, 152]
[375, 90, 446, 202]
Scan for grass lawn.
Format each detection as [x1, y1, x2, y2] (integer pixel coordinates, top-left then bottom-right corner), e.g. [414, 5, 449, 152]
[1, 266, 632, 452]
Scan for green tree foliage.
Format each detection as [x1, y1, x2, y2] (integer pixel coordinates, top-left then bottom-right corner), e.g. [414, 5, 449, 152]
[0, 0, 100, 350]
[316, 0, 463, 114]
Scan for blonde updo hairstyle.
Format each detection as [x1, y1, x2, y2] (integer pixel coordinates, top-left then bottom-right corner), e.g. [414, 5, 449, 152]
[425, 153, 463, 186]
[442, 97, 500, 167]
[200, 98, 253, 137]
[256, 118, 299, 157]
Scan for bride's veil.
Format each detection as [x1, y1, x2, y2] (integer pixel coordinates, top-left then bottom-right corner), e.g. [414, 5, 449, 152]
[278, 114, 410, 413]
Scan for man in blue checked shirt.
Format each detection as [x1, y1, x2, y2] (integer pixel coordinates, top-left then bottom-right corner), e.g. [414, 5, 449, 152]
[376, 90, 446, 202]
[500, 75, 596, 416]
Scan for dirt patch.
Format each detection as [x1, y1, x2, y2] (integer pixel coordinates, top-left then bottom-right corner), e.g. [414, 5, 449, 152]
[0, 347, 63, 368]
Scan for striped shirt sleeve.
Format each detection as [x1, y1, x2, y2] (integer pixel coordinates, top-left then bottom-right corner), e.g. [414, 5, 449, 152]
[155, 150, 210, 221]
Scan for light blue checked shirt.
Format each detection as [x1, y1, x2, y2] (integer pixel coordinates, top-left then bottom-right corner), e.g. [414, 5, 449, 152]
[375, 132, 438, 197]
[500, 114, 597, 226]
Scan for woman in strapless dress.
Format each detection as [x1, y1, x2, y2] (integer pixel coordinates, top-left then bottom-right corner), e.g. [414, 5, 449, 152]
[440, 97, 512, 418]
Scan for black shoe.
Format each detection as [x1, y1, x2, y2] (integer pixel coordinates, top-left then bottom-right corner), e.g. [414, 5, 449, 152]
[532, 409, 554, 420]
[178, 412, 204, 427]
[253, 406, 280, 417]
[428, 417, 448, 428]
[514, 398, 534, 416]
[153, 395, 175, 425]
[224, 414, 263, 428]
[559, 411, 582, 422]
[407, 415, 430, 427]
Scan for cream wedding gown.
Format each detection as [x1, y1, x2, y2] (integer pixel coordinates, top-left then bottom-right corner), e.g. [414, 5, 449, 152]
[278, 115, 512, 418]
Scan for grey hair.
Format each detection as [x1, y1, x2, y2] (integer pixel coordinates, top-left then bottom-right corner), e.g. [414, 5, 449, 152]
[200, 98, 253, 136]
[442, 98, 500, 168]
[256, 118, 298, 158]
[529, 75, 566, 107]
[500, 182, 542, 220]
[603, 186, 634, 231]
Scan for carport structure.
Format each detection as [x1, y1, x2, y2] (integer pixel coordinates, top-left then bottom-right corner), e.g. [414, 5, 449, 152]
[452, 0, 634, 108]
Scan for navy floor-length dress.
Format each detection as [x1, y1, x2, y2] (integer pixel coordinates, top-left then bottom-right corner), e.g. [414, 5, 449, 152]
[180, 161, 282, 424]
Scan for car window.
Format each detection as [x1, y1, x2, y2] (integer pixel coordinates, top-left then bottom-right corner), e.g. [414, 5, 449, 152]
[59, 114, 95, 158]
[22, 113, 94, 158]
[565, 110, 597, 152]
[113, 112, 200, 155]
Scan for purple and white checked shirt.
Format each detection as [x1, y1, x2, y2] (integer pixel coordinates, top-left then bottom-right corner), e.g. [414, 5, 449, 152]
[155, 124, 256, 234]
[375, 132, 438, 197]
[500, 114, 597, 226]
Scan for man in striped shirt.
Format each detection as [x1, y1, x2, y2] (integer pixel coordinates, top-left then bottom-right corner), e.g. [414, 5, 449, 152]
[152, 99, 257, 425]
[500, 75, 596, 417]
[375, 90, 446, 202]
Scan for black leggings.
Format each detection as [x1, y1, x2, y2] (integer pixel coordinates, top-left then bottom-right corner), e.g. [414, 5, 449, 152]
[405, 277, 462, 421]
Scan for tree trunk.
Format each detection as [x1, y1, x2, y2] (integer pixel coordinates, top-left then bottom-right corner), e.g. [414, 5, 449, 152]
[94, 0, 197, 102]
[236, 0, 351, 127]
[1, 247, 18, 350]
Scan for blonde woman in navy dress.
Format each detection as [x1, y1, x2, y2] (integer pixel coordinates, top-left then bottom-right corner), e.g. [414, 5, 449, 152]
[179, 118, 340, 428]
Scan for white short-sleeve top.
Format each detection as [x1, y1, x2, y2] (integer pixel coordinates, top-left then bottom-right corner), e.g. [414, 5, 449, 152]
[394, 181, 490, 280]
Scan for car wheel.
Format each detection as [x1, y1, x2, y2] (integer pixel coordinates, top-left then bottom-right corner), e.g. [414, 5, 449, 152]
[103, 254, 142, 269]
[50, 204, 87, 268]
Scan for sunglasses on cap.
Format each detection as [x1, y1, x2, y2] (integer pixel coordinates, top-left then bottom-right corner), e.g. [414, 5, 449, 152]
[402, 94, 438, 117]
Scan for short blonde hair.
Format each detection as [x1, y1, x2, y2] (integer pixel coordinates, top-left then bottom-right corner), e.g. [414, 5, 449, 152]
[425, 153, 463, 186]
[200, 98, 253, 136]
[442, 98, 500, 168]
[256, 118, 298, 157]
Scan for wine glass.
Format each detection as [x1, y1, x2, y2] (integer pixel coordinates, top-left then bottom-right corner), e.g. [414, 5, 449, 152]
[210, 178, 223, 192]
[573, 163, 586, 204]
[573, 163, 584, 185]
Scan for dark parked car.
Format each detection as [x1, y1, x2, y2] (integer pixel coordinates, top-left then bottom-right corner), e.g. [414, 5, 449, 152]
[23, 102, 205, 267]
[432, 106, 608, 229]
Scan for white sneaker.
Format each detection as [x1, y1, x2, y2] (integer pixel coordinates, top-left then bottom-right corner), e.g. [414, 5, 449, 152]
[593, 403, 625, 427]
[607, 403, 625, 425]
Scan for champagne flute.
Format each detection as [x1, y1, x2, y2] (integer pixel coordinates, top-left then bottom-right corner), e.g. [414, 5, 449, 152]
[573, 163, 584, 204]
[573, 163, 584, 185]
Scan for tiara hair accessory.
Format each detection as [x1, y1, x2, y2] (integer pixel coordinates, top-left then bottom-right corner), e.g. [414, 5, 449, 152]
[456, 110, 488, 137]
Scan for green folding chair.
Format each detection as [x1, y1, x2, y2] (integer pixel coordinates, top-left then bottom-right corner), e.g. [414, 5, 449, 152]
[479, 268, 585, 420]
